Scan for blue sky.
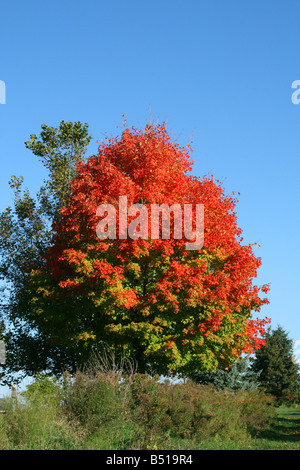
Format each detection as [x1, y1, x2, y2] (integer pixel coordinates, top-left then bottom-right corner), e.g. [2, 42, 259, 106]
[0, 0, 300, 390]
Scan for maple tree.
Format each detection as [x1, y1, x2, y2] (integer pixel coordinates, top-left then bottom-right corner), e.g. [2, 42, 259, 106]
[24, 120, 270, 376]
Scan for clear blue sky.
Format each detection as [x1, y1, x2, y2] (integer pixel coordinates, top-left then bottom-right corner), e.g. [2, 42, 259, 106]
[1, 0, 300, 385]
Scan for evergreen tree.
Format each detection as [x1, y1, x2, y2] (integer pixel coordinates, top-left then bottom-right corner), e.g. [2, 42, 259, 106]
[250, 326, 300, 404]
[190, 356, 260, 391]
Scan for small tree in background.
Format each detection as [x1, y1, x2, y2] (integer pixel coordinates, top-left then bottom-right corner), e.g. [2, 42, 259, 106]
[190, 356, 261, 391]
[250, 326, 300, 404]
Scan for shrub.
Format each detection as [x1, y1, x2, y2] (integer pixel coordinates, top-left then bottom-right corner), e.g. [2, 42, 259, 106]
[0, 412, 10, 450]
[65, 370, 125, 433]
[2, 397, 84, 450]
[0, 358, 277, 449]
[127, 374, 172, 448]
[236, 389, 276, 434]
[127, 376, 247, 446]
[126, 376, 276, 447]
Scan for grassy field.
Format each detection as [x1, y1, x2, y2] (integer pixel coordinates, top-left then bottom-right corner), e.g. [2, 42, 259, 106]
[190, 408, 300, 450]
[247, 407, 300, 450]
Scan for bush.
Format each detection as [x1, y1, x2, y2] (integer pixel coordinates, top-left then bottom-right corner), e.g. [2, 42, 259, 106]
[126, 375, 277, 448]
[127, 377, 249, 447]
[0, 356, 277, 449]
[61, 351, 135, 447]
[2, 396, 84, 450]
[0, 412, 11, 450]
[236, 390, 276, 434]
[65, 370, 126, 433]
[127, 374, 172, 448]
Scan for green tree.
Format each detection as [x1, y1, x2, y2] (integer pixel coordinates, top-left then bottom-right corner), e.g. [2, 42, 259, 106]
[0, 121, 92, 383]
[250, 326, 300, 404]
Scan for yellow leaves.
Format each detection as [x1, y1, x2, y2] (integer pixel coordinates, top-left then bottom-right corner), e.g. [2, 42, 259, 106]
[36, 286, 55, 297]
[75, 332, 96, 342]
[126, 261, 141, 276]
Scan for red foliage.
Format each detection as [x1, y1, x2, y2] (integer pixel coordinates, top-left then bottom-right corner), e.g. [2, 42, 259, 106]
[33, 122, 270, 374]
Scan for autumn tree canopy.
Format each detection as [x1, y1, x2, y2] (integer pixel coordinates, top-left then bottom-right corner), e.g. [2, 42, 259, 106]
[5, 121, 270, 377]
[24, 121, 270, 376]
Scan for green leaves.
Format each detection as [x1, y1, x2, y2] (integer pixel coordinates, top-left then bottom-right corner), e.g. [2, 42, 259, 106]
[250, 326, 300, 403]
[25, 122, 269, 377]
[0, 120, 270, 379]
[0, 121, 92, 381]
[25, 121, 92, 219]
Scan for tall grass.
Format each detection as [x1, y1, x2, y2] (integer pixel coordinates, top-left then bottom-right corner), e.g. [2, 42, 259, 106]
[0, 352, 276, 450]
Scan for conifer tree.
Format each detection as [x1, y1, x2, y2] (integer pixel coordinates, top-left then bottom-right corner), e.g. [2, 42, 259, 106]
[250, 326, 300, 404]
[190, 356, 260, 391]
